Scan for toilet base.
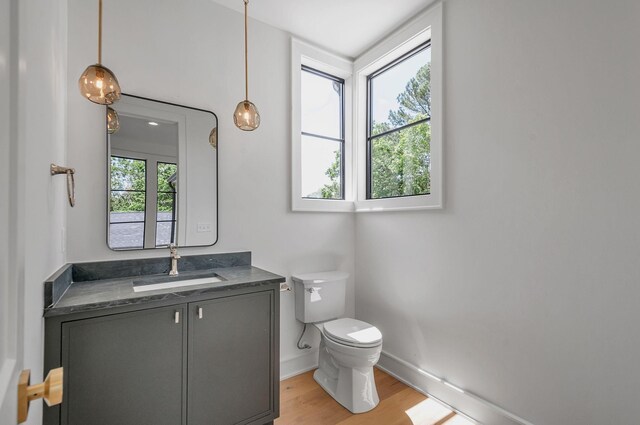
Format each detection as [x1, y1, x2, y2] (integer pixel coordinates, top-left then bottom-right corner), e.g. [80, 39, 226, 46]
[313, 337, 380, 414]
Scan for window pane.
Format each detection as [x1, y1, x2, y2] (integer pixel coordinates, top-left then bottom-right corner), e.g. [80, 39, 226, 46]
[157, 162, 177, 193]
[301, 135, 342, 199]
[157, 192, 176, 221]
[110, 156, 146, 191]
[109, 211, 145, 223]
[156, 221, 175, 247]
[301, 68, 342, 139]
[156, 162, 177, 247]
[370, 45, 431, 136]
[109, 222, 144, 249]
[370, 122, 431, 199]
[110, 190, 146, 216]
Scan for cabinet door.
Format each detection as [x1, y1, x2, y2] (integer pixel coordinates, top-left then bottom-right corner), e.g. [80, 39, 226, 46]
[188, 291, 274, 425]
[61, 306, 186, 425]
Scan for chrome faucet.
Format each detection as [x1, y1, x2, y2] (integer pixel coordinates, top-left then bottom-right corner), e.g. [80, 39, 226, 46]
[169, 244, 180, 276]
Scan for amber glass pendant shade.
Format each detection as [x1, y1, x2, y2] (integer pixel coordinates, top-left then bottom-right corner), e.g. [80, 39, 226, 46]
[209, 127, 218, 149]
[106, 107, 120, 134]
[80, 64, 121, 105]
[79, 0, 122, 105]
[233, 100, 260, 131]
[234, 0, 260, 131]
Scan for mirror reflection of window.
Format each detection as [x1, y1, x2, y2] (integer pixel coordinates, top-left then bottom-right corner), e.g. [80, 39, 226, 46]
[109, 156, 147, 249]
[109, 114, 179, 249]
[156, 162, 177, 247]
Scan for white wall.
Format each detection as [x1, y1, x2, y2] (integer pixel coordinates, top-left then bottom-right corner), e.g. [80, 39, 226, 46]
[0, 0, 18, 421]
[66, 0, 355, 376]
[14, 0, 68, 423]
[356, 1, 640, 424]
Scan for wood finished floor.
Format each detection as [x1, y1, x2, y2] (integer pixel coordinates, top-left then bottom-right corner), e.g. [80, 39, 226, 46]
[275, 368, 474, 425]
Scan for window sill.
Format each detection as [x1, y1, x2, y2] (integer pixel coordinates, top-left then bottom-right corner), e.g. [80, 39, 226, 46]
[292, 195, 443, 213]
[354, 194, 442, 212]
[292, 198, 354, 213]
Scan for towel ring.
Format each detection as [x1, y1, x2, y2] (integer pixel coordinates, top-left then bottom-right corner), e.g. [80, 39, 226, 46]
[50, 164, 76, 207]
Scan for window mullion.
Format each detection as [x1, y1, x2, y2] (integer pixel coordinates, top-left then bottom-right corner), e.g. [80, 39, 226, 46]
[368, 117, 430, 142]
[301, 131, 345, 143]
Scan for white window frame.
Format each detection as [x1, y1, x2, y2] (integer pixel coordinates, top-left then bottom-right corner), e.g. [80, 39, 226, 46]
[354, 3, 443, 212]
[291, 38, 354, 212]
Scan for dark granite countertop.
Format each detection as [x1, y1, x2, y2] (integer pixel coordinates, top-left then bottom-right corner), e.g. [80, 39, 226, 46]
[44, 252, 285, 318]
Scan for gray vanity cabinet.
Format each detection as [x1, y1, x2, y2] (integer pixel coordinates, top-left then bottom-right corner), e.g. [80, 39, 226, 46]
[60, 305, 186, 425]
[45, 288, 279, 425]
[188, 291, 275, 425]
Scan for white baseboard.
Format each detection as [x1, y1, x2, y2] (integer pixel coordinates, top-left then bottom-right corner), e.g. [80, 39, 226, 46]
[377, 351, 535, 425]
[280, 350, 318, 380]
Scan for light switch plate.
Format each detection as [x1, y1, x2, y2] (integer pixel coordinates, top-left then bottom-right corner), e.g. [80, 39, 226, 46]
[197, 222, 212, 233]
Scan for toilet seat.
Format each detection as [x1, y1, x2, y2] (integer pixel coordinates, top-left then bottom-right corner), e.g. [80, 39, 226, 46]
[323, 318, 382, 348]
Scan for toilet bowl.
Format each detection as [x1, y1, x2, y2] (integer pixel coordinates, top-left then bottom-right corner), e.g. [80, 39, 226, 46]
[292, 271, 383, 414]
[313, 319, 382, 413]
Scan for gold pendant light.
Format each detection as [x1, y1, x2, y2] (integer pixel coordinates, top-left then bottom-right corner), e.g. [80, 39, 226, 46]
[78, 0, 121, 105]
[106, 107, 120, 134]
[209, 127, 218, 149]
[233, 0, 260, 131]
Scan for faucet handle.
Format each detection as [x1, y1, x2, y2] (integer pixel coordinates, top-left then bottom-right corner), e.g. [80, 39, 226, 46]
[168, 243, 179, 256]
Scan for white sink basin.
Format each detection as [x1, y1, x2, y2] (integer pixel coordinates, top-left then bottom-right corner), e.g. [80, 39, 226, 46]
[133, 276, 223, 293]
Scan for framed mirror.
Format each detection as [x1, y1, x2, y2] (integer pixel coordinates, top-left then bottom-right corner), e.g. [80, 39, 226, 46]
[106, 94, 218, 250]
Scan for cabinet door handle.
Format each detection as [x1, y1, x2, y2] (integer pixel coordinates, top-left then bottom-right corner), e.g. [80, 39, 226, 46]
[174, 311, 180, 324]
[197, 307, 203, 319]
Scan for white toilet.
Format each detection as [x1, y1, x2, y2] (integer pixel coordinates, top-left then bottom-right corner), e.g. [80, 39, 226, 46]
[292, 271, 383, 414]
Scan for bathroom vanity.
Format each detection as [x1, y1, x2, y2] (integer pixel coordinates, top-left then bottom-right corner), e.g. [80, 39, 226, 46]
[42, 252, 283, 425]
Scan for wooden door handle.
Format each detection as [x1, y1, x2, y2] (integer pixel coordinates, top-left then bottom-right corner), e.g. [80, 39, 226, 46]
[18, 367, 63, 423]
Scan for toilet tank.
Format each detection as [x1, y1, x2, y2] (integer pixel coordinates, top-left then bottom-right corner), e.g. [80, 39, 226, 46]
[292, 271, 348, 323]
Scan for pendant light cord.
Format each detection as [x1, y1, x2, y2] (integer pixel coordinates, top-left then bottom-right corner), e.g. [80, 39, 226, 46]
[98, 0, 102, 64]
[244, 0, 249, 101]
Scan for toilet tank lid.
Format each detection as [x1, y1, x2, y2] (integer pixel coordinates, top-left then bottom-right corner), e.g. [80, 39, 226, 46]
[291, 271, 349, 284]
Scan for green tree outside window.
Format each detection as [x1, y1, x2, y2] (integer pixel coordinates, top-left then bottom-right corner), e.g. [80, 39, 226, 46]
[321, 63, 431, 199]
